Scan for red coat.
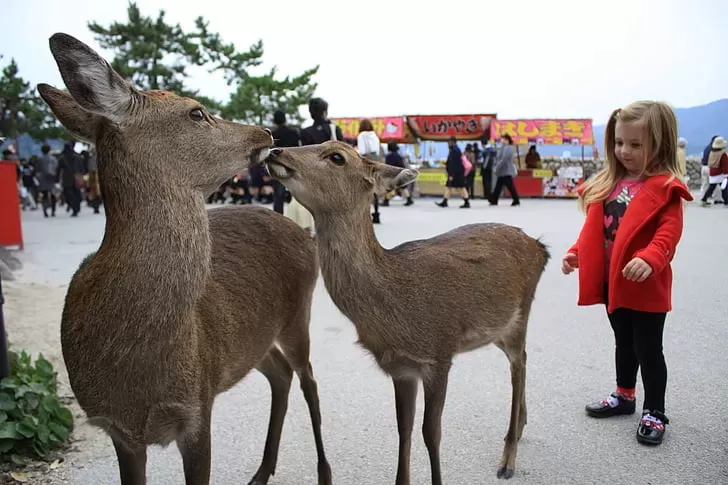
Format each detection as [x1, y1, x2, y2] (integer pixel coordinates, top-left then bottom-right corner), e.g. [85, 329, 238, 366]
[568, 174, 693, 314]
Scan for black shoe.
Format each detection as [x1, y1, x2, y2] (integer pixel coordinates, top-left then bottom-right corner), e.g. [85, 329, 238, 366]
[436, 199, 448, 207]
[404, 198, 413, 206]
[372, 212, 381, 224]
[460, 200, 470, 208]
[381, 199, 390, 207]
[636, 410, 668, 446]
[585, 392, 636, 418]
[511, 201, 520, 206]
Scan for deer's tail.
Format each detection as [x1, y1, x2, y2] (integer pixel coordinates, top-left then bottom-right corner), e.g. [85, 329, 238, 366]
[534, 236, 551, 271]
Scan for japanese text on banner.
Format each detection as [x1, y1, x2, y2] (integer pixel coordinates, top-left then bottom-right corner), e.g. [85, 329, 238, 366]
[490, 119, 594, 145]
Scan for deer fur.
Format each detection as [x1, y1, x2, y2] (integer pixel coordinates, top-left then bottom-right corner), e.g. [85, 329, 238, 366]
[265, 141, 550, 484]
[39, 33, 331, 485]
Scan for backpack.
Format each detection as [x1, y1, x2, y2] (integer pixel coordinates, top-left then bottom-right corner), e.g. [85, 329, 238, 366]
[708, 151, 723, 169]
[461, 153, 473, 175]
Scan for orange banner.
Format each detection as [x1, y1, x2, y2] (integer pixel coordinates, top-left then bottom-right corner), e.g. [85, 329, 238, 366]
[490, 119, 594, 145]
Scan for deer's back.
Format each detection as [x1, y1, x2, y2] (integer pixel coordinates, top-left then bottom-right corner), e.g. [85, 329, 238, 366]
[334, 223, 549, 362]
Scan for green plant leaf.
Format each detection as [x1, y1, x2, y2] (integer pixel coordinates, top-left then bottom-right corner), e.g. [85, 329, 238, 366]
[28, 382, 50, 396]
[23, 393, 39, 412]
[35, 357, 54, 378]
[0, 422, 20, 440]
[0, 411, 6, 423]
[42, 395, 60, 414]
[0, 394, 16, 412]
[48, 422, 69, 442]
[55, 408, 73, 429]
[0, 377, 19, 389]
[17, 417, 37, 439]
[36, 424, 50, 445]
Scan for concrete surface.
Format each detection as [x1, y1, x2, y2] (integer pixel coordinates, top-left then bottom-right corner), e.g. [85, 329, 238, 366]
[11, 196, 728, 484]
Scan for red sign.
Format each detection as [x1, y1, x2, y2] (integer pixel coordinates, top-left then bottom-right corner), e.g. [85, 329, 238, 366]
[406, 114, 496, 141]
[332, 117, 406, 141]
[490, 119, 594, 145]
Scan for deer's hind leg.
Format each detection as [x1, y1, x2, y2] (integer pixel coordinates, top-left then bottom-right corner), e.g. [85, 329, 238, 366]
[277, 317, 332, 485]
[248, 347, 294, 485]
[494, 329, 527, 480]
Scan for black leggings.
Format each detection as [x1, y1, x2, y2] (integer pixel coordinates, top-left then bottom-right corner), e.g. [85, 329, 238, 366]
[607, 306, 667, 413]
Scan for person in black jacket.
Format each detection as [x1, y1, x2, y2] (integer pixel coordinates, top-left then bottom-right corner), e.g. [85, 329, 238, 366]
[271, 109, 300, 214]
[57, 142, 84, 217]
[300, 98, 345, 146]
[436, 136, 470, 208]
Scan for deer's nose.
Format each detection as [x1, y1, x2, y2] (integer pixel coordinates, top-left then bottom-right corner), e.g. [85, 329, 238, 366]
[269, 148, 283, 158]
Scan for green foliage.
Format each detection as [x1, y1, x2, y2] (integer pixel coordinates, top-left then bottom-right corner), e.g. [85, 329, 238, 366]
[0, 56, 67, 144]
[88, 1, 318, 125]
[0, 351, 74, 463]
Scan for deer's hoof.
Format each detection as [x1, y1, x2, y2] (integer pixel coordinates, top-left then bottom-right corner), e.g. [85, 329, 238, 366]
[318, 461, 333, 485]
[496, 466, 515, 479]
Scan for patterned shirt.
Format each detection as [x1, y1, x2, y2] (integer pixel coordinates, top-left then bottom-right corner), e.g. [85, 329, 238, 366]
[603, 179, 644, 280]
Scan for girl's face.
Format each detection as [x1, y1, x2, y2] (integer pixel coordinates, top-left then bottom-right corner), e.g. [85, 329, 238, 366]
[614, 120, 646, 177]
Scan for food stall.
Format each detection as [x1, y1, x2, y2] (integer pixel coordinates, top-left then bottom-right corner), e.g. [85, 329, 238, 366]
[405, 113, 496, 197]
[489, 118, 594, 198]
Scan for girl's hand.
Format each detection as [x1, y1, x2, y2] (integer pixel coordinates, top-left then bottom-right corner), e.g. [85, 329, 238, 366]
[561, 252, 578, 274]
[622, 257, 653, 282]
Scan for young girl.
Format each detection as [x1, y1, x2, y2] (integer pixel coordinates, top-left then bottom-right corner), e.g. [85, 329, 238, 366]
[561, 101, 693, 446]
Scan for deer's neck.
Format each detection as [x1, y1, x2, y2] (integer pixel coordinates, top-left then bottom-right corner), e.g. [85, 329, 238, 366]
[313, 205, 389, 315]
[96, 171, 211, 323]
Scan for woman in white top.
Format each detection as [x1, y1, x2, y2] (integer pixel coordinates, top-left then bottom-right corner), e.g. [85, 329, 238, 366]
[356, 119, 384, 223]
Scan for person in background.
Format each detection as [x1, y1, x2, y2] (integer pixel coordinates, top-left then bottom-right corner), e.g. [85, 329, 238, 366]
[300, 97, 345, 145]
[381, 141, 414, 206]
[357, 119, 383, 223]
[700, 135, 728, 207]
[271, 109, 301, 214]
[57, 141, 84, 217]
[86, 146, 102, 214]
[464, 143, 477, 199]
[701, 135, 719, 203]
[525, 145, 542, 169]
[35, 144, 59, 218]
[293, 97, 344, 235]
[436, 136, 470, 208]
[481, 138, 496, 199]
[490, 134, 521, 206]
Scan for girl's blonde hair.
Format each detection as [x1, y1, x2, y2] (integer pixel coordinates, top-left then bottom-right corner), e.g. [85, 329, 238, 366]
[578, 100, 683, 212]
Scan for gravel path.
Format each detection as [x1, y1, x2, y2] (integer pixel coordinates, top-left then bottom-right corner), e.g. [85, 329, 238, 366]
[3, 196, 726, 484]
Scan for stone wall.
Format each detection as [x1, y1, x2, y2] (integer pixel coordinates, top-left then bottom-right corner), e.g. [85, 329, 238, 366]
[537, 157, 702, 189]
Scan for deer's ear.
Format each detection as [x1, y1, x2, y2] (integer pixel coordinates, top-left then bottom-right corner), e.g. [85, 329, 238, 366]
[48, 33, 140, 122]
[368, 163, 419, 195]
[37, 84, 96, 143]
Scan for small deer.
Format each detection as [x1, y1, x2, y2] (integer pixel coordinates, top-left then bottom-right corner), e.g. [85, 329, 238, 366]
[38, 33, 332, 485]
[264, 141, 550, 483]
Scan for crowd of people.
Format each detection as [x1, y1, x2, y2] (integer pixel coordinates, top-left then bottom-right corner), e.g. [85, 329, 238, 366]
[8, 141, 101, 218]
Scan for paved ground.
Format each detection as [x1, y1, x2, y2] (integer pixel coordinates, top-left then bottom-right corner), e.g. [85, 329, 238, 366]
[7, 195, 728, 484]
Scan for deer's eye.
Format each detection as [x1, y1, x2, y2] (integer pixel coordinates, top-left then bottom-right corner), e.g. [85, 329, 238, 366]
[327, 153, 345, 166]
[189, 108, 205, 122]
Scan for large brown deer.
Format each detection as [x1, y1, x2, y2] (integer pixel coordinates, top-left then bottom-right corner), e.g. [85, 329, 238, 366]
[38, 33, 331, 485]
[264, 141, 550, 484]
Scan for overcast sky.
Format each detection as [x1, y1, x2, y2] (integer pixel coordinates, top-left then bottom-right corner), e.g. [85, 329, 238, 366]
[2, 0, 725, 125]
